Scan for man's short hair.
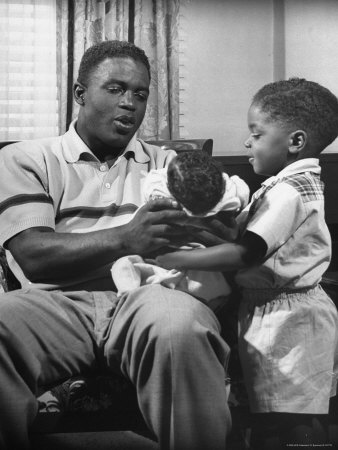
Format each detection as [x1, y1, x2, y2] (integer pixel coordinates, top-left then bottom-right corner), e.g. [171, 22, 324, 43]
[77, 40, 151, 85]
[252, 77, 338, 151]
[167, 151, 225, 215]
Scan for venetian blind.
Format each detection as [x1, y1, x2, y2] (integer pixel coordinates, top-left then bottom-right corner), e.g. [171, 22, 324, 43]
[0, 0, 58, 140]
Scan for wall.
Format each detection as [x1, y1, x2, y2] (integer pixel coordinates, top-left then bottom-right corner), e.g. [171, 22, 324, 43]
[179, 0, 274, 155]
[284, 0, 338, 153]
[179, 0, 338, 155]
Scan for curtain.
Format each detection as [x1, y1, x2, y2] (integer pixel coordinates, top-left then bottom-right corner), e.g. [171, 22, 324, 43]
[57, 0, 179, 140]
[0, 0, 58, 140]
[57, 0, 130, 134]
[134, 0, 180, 140]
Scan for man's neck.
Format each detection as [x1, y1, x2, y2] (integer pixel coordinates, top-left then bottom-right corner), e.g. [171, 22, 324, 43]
[74, 120, 127, 165]
[103, 154, 123, 168]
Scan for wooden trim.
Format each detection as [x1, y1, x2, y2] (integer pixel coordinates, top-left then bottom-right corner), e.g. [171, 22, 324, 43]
[0, 141, 17, 149]
[146, 139, 213, 155]
[320, 152, 338, 162]
[214, 155, 251, 165]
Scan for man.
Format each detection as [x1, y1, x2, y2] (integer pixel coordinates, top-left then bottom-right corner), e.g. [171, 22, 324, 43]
[0, 40, 231, 450]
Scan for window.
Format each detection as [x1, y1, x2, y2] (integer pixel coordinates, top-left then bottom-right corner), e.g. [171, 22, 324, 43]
[0, 0, 58, 140]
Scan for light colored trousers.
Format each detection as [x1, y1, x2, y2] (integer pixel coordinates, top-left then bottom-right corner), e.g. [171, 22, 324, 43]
[0, 284, 231, 450]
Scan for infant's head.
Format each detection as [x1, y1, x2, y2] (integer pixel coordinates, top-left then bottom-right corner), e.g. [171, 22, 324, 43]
[167, 151, 225, 215]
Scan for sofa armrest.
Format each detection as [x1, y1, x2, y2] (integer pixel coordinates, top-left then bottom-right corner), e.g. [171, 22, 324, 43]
[0, 246, 21, 292]
[0, 247, 8, 293]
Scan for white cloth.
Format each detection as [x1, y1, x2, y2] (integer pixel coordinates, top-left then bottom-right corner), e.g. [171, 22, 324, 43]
[111, 254, 231, 311]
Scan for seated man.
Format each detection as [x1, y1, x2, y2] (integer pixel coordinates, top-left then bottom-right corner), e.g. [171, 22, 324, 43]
[0, 40, 231, 450]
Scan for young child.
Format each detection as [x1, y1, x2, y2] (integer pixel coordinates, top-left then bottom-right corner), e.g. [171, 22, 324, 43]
[111, 151, 249, 312]
[157, 78, 338, 449]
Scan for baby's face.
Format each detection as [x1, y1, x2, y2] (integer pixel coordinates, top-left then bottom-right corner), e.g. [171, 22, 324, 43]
[244, 104, 290, 176]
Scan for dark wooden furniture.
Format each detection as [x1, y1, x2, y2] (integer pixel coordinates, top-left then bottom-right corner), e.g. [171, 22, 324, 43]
[146, 139, 213, 155]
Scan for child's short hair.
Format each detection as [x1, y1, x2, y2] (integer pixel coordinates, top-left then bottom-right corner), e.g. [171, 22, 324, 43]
[167, 151, 225, 215]
[252, 77, 338, 151]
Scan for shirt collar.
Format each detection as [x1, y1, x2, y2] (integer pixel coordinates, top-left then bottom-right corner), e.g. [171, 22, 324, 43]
[61, 120, 150, 164]
[129, 137, 150, 163]
[262, 158, 321, 188]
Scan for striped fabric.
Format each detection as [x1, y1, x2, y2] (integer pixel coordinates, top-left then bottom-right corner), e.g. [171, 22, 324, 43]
[0, 194, 53, 215]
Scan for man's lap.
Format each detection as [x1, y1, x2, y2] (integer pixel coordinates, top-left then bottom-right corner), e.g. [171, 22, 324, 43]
[0, 285, 224, 372]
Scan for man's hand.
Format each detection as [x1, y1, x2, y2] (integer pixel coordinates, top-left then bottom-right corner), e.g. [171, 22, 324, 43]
[5, 199, 241, 284]
[6, 198, 189, 283]
[121, 198, 190, 255]
[172, 211, 239, 246]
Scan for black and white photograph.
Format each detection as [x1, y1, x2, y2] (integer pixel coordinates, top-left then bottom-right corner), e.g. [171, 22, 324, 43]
[0, 1, 337, 449]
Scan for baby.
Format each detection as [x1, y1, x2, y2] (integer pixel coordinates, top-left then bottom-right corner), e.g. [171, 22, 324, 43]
[146, 150, 248, 216]
[111, 151, 249, 312]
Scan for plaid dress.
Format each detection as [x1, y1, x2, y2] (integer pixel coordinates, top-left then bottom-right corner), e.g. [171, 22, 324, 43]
[235, 158, 338, 414]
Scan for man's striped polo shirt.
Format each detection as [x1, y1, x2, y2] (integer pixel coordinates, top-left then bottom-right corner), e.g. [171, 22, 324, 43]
[0, 121, 176, 290]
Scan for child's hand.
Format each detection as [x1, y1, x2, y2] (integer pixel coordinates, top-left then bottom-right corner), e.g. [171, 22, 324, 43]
[156, 251, 188, 270]
[156, 252, 177, 269]
[183, 213, 239, 243]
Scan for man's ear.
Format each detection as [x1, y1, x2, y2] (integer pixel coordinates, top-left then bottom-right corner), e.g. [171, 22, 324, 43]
[288, 130, 307, 154]
[73, 82, 86, 106]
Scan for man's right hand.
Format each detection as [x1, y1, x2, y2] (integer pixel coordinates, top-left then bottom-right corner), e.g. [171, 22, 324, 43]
[121, 198, 189, 255]
[5, 199, 234, 284]
[6, 198, 189, 284]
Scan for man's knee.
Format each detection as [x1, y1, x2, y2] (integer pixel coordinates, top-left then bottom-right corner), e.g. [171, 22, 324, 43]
[131, 284, 218, 329]
[124, 285, 228, 360]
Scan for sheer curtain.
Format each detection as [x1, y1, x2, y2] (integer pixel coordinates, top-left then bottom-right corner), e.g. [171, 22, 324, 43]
[57, 0, 130, 134]
[0, 0, 58, 140]
[57, 0, 180, 140]
[134, 0, 180, 140]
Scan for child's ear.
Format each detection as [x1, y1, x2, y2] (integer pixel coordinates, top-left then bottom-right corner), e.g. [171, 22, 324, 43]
[288, 130, 307, 154]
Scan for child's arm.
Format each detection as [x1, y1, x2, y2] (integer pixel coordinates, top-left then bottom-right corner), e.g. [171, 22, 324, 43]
[156, 231, 267, 272]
